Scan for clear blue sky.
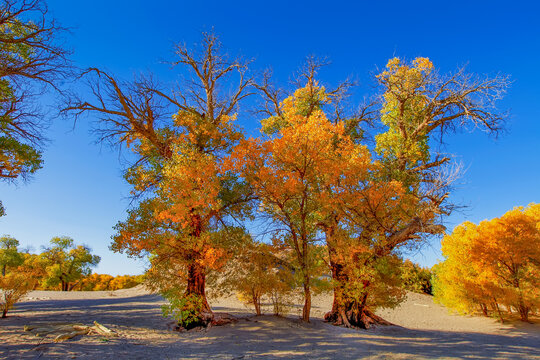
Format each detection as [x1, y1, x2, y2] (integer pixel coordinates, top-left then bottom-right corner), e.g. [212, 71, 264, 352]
[0, 0, 538, 275]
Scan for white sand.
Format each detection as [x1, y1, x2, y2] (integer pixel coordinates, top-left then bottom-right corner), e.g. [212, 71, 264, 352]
[1, 286, 538, 359]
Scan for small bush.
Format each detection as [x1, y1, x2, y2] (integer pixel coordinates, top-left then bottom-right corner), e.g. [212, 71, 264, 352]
[161, 292, 206, 330]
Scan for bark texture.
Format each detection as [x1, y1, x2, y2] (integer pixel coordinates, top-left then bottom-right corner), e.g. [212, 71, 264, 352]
[324, 259, 393, 329]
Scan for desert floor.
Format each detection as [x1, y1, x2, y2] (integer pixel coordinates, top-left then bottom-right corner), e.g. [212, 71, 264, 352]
[1, 287, 539, 359]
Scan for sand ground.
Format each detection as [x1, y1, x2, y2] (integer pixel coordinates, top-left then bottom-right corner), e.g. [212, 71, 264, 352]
[1, 287, 539, 359]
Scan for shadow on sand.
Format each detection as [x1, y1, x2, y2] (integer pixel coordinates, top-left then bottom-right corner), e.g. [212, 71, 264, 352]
[1, 294, 539, 359]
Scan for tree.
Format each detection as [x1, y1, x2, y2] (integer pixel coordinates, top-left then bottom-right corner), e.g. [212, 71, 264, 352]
[78, 273, 114, 291]
[219, 240, 296, 316]
[40, 236, 100, 291]
[321, 177, 413, 328]
[229, 80, 358, 322]
[0, 0, 70, 200]
[66, 33, 254, 327]
[0, 235, 36, 317]
[109, 274, 143, 290]
[401, 260, 433, 295]
[77, 273, 143, 291]
[0, 235, 24, 276]
[433, 221, 493, 316]
[318, 57, 509, 328]
[434, 203, 540, 322]
[0, 266, 35, 317]
[236, 56, 506, 327]
[19, 251, 47, 289]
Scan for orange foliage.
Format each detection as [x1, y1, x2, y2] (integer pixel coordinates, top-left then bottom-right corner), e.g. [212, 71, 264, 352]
[78, 274, 143, 291]
[434, 203, 540, 322]
[228, 83, 370, 322]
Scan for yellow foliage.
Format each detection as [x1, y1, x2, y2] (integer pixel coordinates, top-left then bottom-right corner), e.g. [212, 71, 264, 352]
[1, 264, 37, 317]
[78, 273, 143, 291]
[375, 57, 434, 166]
[434, 203, 540, 322]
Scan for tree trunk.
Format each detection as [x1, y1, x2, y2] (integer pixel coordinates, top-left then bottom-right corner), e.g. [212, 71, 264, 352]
[302, 283, 311, 322]
[174, 260, 215, 330]
[252, 290, 261, 316]
[518, 303, 529, 322]
[324, 289, 393, 329]
[186, 213, 211, 313]
[325, 230, 392, 329]
[186, 261, 211, 313]
[1, 308, 7, 318]
[493, 300, 504, 324]
[480, 303, 489, 317]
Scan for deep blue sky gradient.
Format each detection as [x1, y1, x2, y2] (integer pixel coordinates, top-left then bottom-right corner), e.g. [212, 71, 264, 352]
[0, 0, 538, 275]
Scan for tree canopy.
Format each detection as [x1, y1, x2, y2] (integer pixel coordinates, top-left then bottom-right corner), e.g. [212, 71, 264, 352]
[434, 203, 540, 322]
[0, 0, 70, 215]
[40, 236, 100, 291]
[62, 32, 510, 329]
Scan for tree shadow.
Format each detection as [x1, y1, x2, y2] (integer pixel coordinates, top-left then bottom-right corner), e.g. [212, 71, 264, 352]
[1, 295, 539, 359]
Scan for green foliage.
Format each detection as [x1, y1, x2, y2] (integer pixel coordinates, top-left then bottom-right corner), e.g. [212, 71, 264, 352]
[260, 115, 289, 135]
[344, 253, 406, 310]
[0, 135, 43, 179]
[400, 260, 433, 295]
[40, 236, 101, 291]
[375, 58, 433, 167]
[161, 292, 205, 329]
[0, 235, 24, 276]
[0, 0, 69, 216]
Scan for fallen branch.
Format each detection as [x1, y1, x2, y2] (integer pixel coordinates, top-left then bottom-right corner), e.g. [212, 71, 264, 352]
[23, 322, 119, 342]
[92, 321, 118, 336]
[54, 329, 89, 343]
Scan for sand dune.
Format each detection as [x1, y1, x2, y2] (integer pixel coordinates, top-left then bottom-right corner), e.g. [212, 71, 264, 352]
[1, 287, 538, 359]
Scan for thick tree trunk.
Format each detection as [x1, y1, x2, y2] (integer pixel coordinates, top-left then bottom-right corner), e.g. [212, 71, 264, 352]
[324, 288, 393, 329]
[176, 261, 216, 330]
[186, 213, 211, 312]
[186, 261, 211, 313]
[325, 229, 392, 329]
[174, 213, 239, 330]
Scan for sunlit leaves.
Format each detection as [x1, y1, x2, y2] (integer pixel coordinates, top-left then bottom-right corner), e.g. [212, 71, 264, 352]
[434, 203, 540, 322]
[78, 273, 143, 291]
[40, 236, 101, 291]
[0, 236, 37, 317]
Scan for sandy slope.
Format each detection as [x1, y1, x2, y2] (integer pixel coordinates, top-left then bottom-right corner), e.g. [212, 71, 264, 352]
[1, 286, 538, 359]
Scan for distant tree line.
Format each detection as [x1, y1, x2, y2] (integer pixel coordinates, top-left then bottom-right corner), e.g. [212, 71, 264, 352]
[0, 235, 142, 317]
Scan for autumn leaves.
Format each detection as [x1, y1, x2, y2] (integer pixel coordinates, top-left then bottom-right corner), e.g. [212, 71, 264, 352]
[62, 31, 512, 329]
[434, 203, 540, 323]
